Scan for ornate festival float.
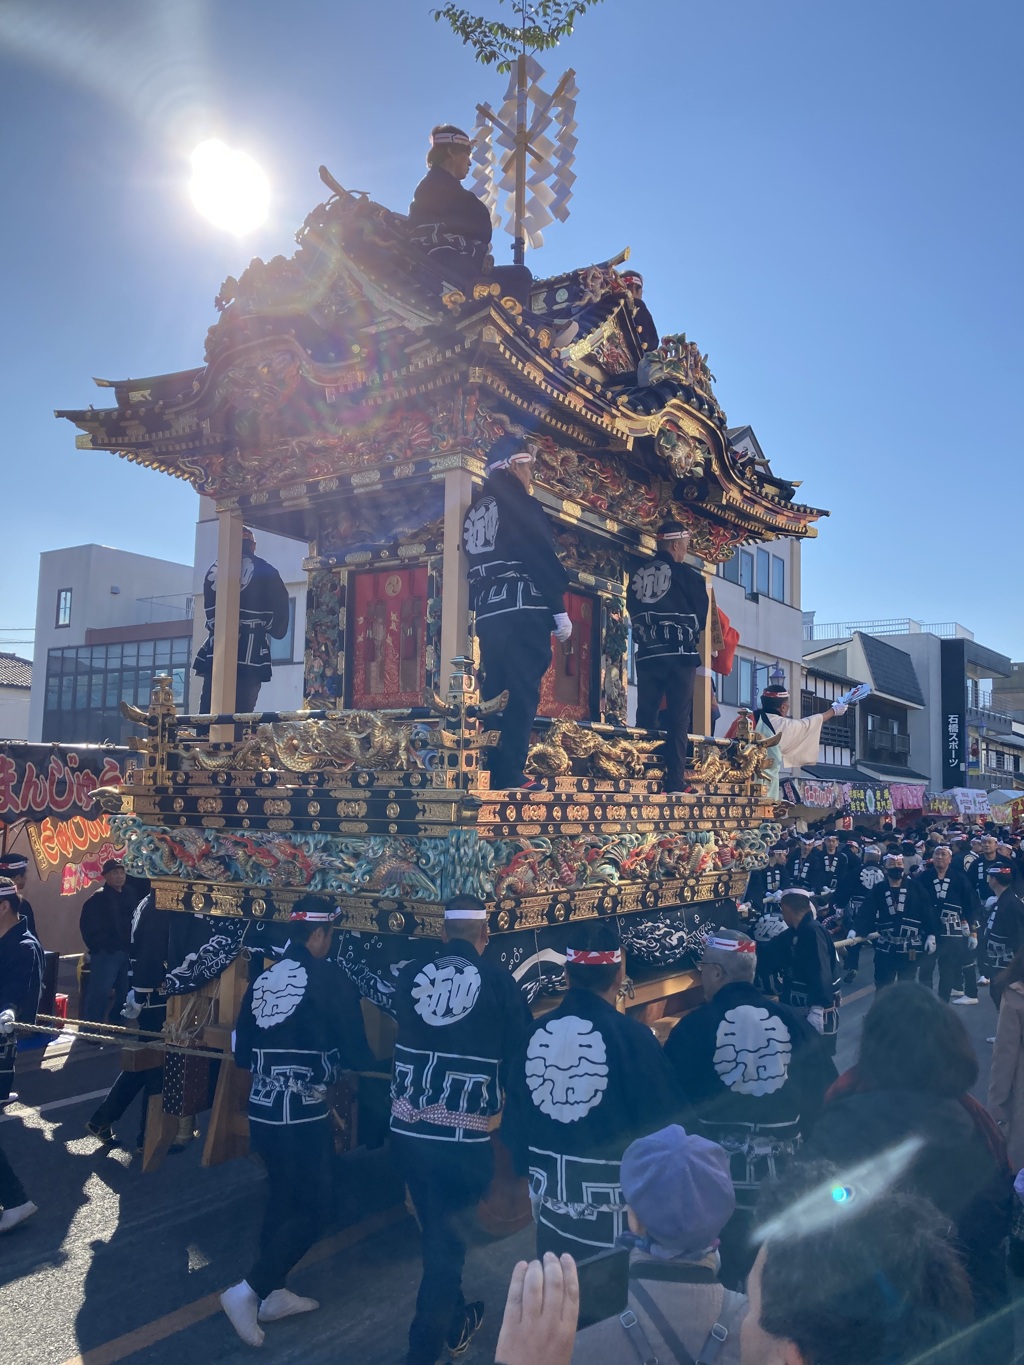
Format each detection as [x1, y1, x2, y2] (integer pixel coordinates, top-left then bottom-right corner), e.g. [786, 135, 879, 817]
[56, 11, 825, 1167]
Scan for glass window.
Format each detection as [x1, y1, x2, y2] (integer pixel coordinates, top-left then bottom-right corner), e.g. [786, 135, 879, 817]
[46, 675, 59, 709]
[171, 668, 186, 704]
[756, 549, 770, 596]
[60, 675, 74, 710]
[270, 599, 297, 664]
[771, 555, 785, 602]
[55, 588, 72, 628]
[739, 657, 754, 708]
[138, 641, 155, 668]
[122, 642, 138, 666]
[105, 674, 120, 708]
[755, 662, 770, 702]
[172, 638, 190, 666]
[719, 667, 739, 707]
[107, 644, 122, 668]
[90, 674, 104, 708]
[740, 551, 754, 595]
[154, 640, 172, 665]
[720, 554, 740, 585]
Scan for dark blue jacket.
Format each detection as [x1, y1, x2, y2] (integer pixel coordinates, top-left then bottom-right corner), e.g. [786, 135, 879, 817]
[0, 919, 43, 1022]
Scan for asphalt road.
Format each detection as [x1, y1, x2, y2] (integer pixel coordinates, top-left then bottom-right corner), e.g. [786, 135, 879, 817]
[0, 963, 1007, 1365]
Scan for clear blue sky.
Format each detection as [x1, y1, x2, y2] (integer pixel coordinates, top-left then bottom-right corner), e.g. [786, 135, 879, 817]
[1, 0, 1021, 655]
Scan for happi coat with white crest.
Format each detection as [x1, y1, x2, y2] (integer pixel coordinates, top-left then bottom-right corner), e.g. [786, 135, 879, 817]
[501, 986, 680, 1256]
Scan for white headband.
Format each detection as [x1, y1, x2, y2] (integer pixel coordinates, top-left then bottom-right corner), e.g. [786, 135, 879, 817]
[432, 130, 471, 148]
[704, 934, 756, 954]
[444, 908, 488, 920]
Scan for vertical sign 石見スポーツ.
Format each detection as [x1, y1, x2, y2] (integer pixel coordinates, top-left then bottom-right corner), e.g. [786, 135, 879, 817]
[940, 638, 968, 791]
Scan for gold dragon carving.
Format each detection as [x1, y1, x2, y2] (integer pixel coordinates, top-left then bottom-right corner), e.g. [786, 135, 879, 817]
[526, 720, 663, 780]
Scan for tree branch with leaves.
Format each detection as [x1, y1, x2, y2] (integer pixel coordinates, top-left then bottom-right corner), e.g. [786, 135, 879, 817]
[433, 0, 604, 71]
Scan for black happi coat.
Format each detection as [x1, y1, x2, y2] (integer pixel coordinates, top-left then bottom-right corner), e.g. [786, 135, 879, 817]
[462, 471, 569, 626]
[626, 552, 708, 666]
[746, 863, 786, 912]
[235, 945, 373, 1129]
[390, 939, 533, 1146]
[914, 865, 981, 939]
[857, 876, 938, 956]
[18, 897, 36, 941]
[0, 918, 43, 1022]
[664, 981, 837, 1204]
[785, 851, 822, 894]
[758, 912, 840, 1011]
[502, 988, 679, 1253]
[408, 165, 493, 249]
[193, 552, 290, 682]
[632, 298, 660, 355]
[984, 888, 1024, 974]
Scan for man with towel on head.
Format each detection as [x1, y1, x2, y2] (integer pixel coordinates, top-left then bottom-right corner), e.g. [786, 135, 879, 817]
[390, 894, 533, 1365]
[746, 681, 864, 802]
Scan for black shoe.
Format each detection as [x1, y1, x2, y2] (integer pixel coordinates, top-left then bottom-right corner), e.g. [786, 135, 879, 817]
[843, 970, 857, 984]
[447, 1301, 484, 1357]
[86, 1120, 118, 1146]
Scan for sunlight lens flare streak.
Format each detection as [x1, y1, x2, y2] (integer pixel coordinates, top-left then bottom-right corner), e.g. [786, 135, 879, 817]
[188, 139, 269, 236]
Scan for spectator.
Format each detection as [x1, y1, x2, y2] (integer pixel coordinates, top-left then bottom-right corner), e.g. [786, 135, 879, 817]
[801, 983, 1013, 1363]
[571, 1125, 745, 1364]
[742, 1162, 973, 1365]
[79, 860, 136, 1023]
[988, 945, 1024, 1170]
[495, 1253, 578, 1365]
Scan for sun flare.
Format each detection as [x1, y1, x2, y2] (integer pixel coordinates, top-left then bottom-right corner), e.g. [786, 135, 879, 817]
[188, 139, 269, 236]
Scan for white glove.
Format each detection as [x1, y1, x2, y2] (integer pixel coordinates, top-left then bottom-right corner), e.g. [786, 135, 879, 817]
[846, 929, 858, 940]
[552, 613, 572, 643]
[830, 700, 848, 716]
[121, 990, 143, 1021]
[0, 1009, 14, 1036]
[924, 935, 936, 955]
[986, 896, 999, 910]
[806, 1006, 826, 1035]
[969, 934, 978, 950]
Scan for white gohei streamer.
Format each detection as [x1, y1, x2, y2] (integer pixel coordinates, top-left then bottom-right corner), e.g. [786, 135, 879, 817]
[473, 56, 578, 251]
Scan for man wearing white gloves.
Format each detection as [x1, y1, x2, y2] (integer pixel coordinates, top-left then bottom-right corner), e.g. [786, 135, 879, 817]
[463, 434, 571, 789]
[626, 520, 709, 793]
[0, 876, 42, 1108]
[856, 854, 938, 989]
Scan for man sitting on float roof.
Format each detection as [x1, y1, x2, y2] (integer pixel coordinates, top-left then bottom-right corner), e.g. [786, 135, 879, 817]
[408, 124, 532, 302]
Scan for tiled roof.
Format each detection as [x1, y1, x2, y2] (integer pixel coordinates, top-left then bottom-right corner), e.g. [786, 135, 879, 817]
[856, 633, 925, 707]
[856, 762, 931, 783]
[0, 654, 31, 689]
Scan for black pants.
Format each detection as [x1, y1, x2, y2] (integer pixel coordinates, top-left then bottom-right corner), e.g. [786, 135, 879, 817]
[874, 952, 918, 988]
[247, 1120, 334, 1301]
[477, 614, 552, 789]
[0, 1035, 16, 1103]
[635, 657, 697, 791]
[919, 937, 968, 1003]
[90, 1003, 166, 1142]
[397, 1139, 494, 1365]
[0, 1143, 27, 1209]
[197, 670, 263, 715]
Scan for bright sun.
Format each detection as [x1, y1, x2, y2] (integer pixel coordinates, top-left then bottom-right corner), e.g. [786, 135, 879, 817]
[188, 139, 269, 236]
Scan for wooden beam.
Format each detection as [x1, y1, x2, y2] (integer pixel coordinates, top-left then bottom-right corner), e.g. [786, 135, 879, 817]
[210, 508, 244, 724]
[439, 467, 474, 694]
[692, 562, 715, 737]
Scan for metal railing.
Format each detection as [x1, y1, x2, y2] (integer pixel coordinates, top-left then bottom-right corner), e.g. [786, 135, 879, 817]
[137, 594, 195, 623]
[804, 617, 974, 642]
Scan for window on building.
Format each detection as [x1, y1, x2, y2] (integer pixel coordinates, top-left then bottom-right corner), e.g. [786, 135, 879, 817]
[55, 588, 72, 629]
[739, 657, 754, 708]
[270, 598, 297, 664]
[771, 555, 785, 603]
[756, 549, 770, 596]
[719, 554, 740, 585]
[718, 667, 739, 707]
[739, 551, 754, 596]
[42, 635, 191, 744]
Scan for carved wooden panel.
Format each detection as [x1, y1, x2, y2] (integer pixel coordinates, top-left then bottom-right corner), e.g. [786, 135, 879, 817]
[539, 590, 594, 721]
[351, 566, 427, 708]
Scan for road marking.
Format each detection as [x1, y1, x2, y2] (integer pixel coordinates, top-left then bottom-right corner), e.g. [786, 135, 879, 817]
[842, 984, 874, 1006]
[0, 1087, 110, 1124]
[59, 1204, 408, 1365]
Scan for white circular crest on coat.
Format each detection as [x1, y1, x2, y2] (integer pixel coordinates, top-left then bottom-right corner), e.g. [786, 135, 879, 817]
[411, 957, 482, 1026]
[525, 1015, 609, 1122]
[630, 561, 672, 605]
[712, 1004, 792, 1097]
[251, 958, 307, 1030]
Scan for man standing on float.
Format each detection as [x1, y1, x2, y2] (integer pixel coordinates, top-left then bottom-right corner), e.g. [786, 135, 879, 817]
[463, 435, 571, 790]
[627, 520, 708, 794]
